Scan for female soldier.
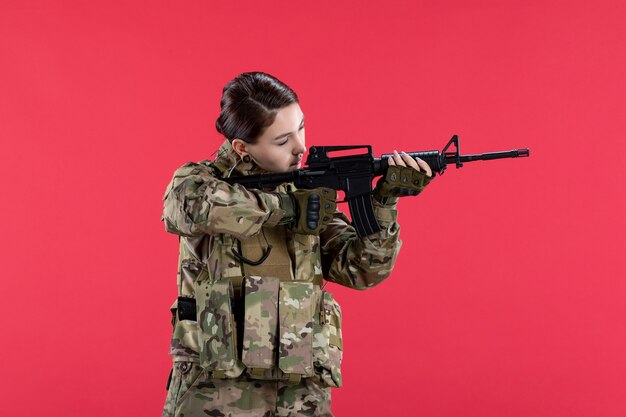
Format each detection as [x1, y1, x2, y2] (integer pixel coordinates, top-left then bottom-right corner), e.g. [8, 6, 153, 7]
[161, 72, 432, 417]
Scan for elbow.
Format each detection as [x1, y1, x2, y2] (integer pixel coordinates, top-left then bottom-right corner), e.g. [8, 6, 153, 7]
[351, 243, 400, 289]
[352, 267, 395, 291]
[162, 195, 206, 237]
[162, 212, 205, 237]
[162, 198, 264, 240]
[333, 260, 395, 291]
[161, 173, 218, 237]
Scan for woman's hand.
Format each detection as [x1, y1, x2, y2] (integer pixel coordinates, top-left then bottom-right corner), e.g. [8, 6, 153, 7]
[373, 150, 434, 204]
[388, 150, 432, 177]
[276, 187, 337, 235]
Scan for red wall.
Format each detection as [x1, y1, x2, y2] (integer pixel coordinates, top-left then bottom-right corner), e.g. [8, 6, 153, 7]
[1, 1, 625, 416]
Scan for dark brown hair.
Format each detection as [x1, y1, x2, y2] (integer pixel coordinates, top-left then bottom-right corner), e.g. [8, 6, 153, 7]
[215, 72, 299, 144]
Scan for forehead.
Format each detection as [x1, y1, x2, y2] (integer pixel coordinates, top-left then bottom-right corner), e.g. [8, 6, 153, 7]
[266, 103, 304, 133]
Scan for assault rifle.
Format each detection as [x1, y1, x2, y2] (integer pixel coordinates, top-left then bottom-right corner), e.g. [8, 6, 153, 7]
[223, 135, 530, 237]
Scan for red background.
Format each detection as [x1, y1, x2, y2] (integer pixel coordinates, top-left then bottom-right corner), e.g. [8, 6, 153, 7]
[1, 1, 625, 416]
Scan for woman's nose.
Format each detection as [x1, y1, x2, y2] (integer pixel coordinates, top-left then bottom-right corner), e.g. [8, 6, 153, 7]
[293, 132, 306, 154]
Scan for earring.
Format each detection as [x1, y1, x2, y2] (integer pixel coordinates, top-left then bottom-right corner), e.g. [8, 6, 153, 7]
[242, 154, 251, 163]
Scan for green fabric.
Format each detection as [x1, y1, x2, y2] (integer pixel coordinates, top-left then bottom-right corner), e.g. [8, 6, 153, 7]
[275, 192, 296, 225]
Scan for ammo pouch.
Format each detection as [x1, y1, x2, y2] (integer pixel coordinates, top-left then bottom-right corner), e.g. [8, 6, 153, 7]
[193, 276, 343, 386]
[195, 278, 238, 374]
[313, 290, 343, 387]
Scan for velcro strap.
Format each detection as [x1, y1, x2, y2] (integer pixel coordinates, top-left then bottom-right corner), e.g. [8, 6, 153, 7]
[210, 370, 226, 379]
[287, 373, 302, 384]
[373, 204, 398, 224]
[249, 368, 266, 378]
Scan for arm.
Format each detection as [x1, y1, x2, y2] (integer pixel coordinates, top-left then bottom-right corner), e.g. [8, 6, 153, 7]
[319, 198, 402, 290]
[161, 161, 288, 240]
[319, 149, 433, 289]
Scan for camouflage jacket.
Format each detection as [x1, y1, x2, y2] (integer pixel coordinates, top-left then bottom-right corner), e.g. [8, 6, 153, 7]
[161, 139, 402, 387]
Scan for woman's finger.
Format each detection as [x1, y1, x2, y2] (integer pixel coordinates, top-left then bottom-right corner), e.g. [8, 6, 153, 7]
[415, 157, 433, 177]
[393, 150, 405, 167]
[400, 151, 420, 170]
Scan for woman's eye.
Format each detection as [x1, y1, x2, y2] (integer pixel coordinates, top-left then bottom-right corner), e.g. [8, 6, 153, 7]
[278, 140, 288, 146]
[299, 125, 305, 131]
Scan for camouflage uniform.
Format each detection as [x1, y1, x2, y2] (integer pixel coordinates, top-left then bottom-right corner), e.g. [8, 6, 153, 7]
[161, 139, 402, 417]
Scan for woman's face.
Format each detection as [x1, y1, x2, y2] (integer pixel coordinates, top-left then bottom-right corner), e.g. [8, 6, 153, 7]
[233, 103, 306, 173]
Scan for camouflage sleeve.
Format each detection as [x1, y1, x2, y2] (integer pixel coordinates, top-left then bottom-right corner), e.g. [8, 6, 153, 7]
[161, 162, 287, 240]
[319, 199, 402, 290]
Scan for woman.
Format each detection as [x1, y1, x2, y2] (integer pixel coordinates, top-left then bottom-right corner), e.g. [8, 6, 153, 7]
[161, 72, 432, 417]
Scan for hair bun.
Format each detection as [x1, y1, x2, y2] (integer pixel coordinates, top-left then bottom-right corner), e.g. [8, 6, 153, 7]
[215, 72, 298, 143]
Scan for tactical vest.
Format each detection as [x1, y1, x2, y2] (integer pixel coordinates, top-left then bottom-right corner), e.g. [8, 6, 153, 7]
[172, 160, 343, 387]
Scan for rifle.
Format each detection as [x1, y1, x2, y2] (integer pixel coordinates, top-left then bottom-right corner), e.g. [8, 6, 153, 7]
[223, 135, 530, 237]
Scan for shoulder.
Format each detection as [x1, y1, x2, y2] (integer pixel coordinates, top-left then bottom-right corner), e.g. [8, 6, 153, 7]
[163, 160, 220, 200]
[170, 160, 216, 178]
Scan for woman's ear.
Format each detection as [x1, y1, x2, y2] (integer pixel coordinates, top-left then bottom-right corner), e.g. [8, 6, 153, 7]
[231, 139, 248, 158]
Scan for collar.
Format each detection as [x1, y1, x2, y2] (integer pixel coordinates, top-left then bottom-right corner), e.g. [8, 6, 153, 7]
[212, 139, 273, 178]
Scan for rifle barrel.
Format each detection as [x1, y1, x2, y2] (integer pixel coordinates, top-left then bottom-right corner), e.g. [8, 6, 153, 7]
[378, 147, 530, 174]
[455, 148, 530, 164]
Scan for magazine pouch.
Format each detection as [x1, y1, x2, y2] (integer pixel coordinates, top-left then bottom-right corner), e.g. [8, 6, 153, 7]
[241, 275, 280, 370]
[313, 290, 343, 387]
[195, 278, 237, 372]
[278, 281, 317, 378]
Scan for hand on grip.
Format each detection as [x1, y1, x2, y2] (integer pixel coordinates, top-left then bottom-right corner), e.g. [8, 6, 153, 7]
[277, 188, 337, 235]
